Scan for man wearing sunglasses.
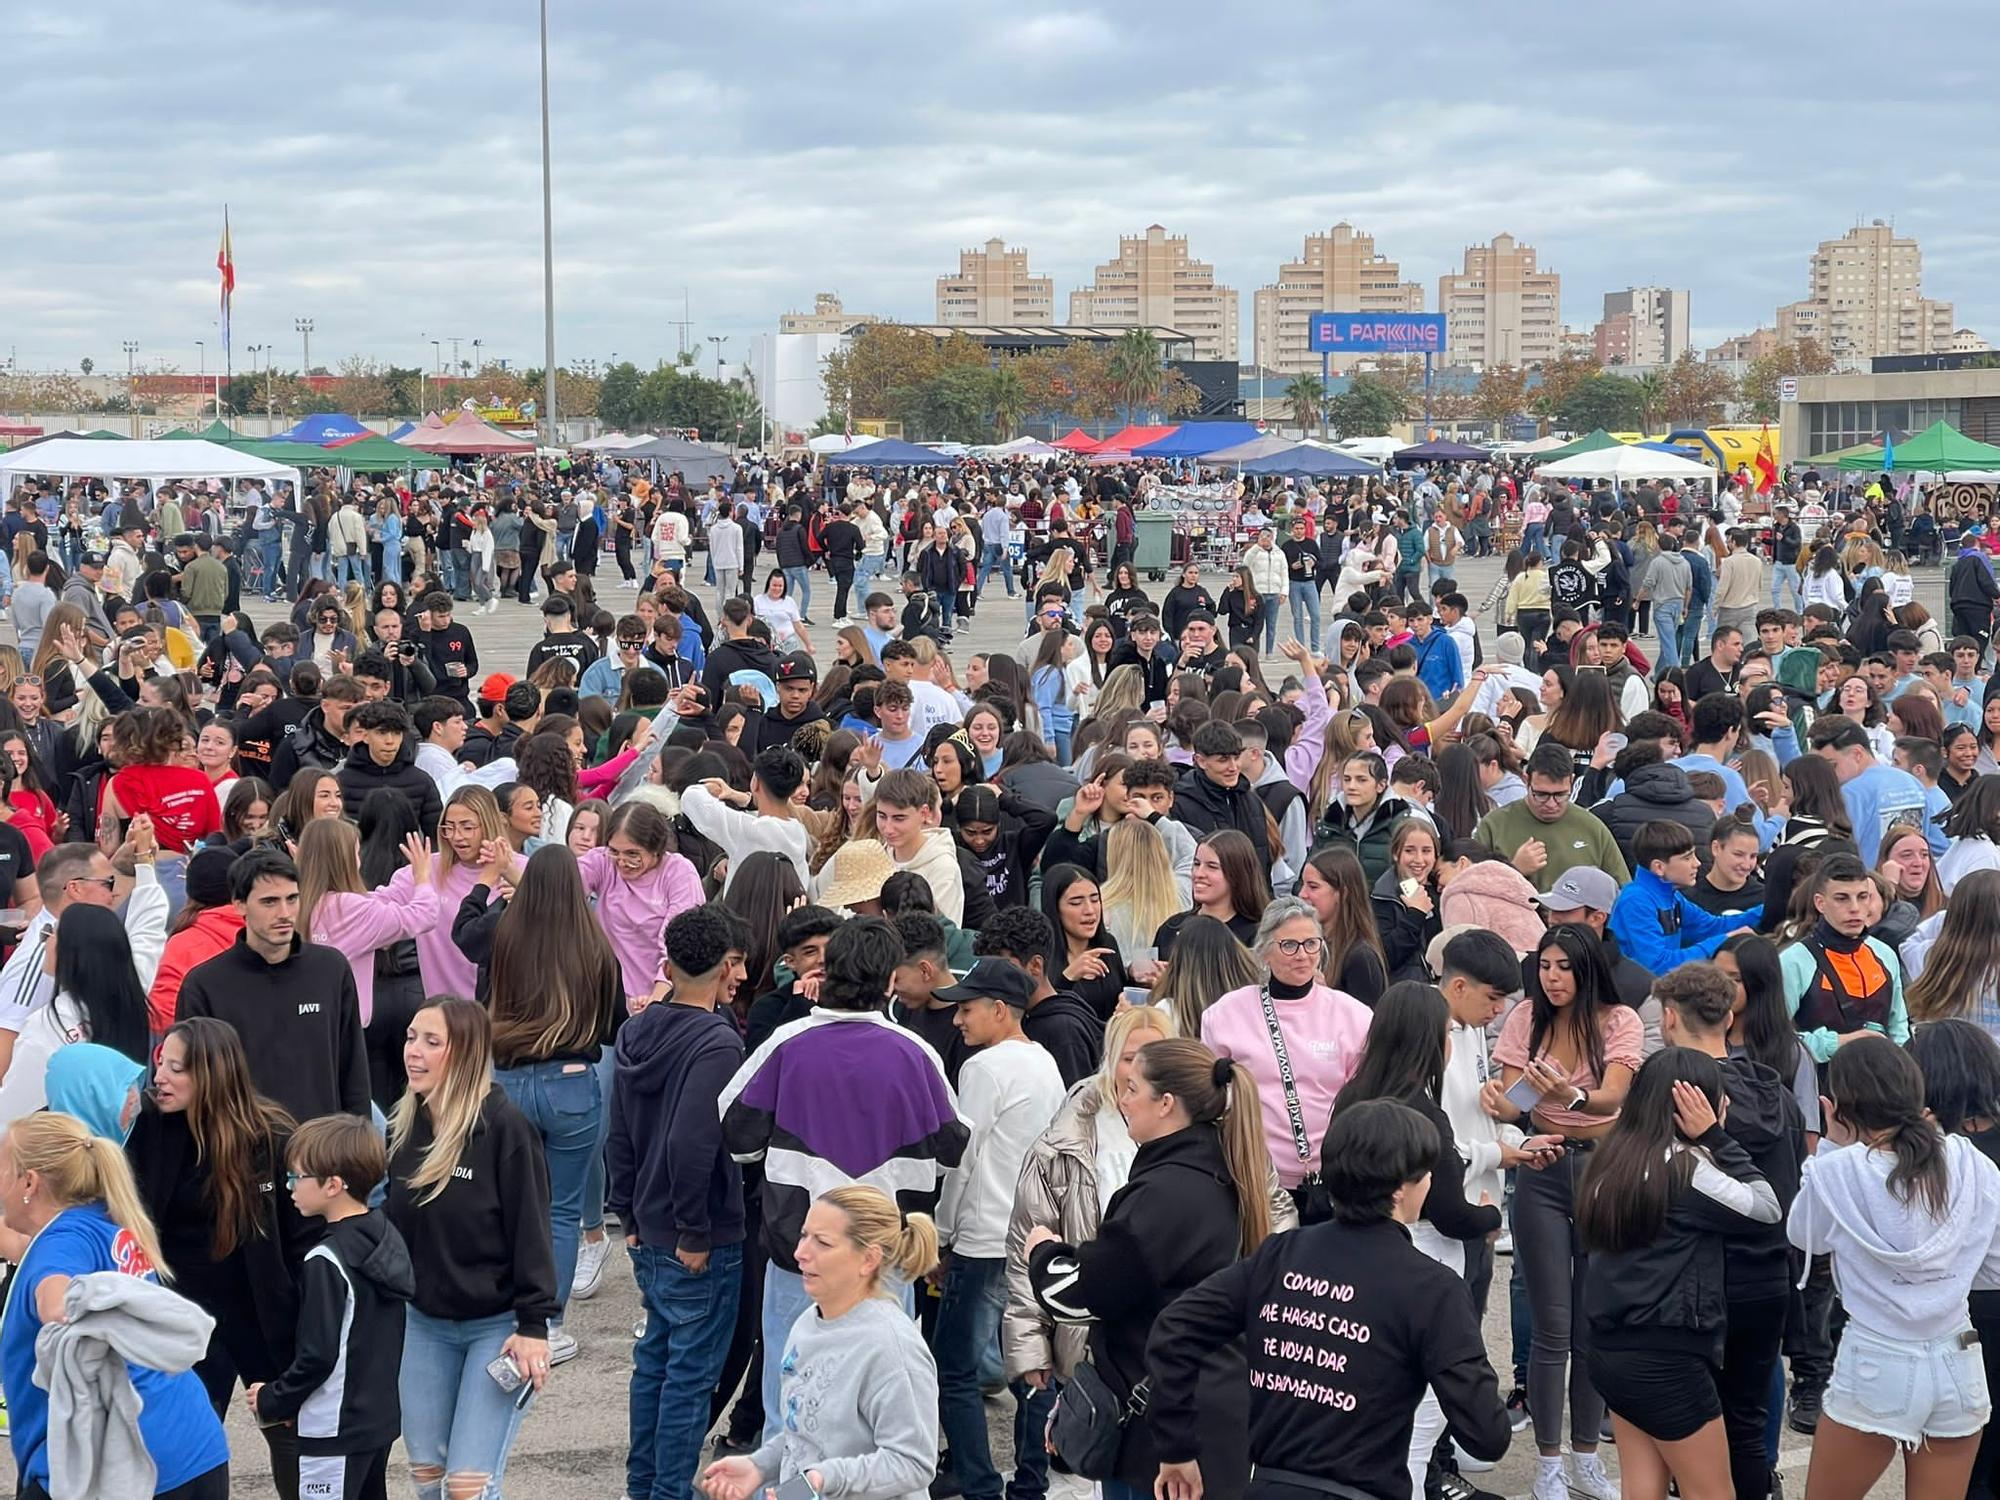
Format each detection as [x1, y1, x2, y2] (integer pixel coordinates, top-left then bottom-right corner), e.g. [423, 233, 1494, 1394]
[580, 614, 665, 703]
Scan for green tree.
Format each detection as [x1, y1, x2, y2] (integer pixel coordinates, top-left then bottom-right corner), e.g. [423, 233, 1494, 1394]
[1108, 329, 1164, 422]
[988, 364, 1026, 440]
[1739, 338, 1835, 420]
[1283, 373, 1326, 436]
[1659, 351, 1736, 428]
[1558, 373, 1644, 432]
[79, 358, 93, 377]
[1472, 365, 1529, 428]
[598, 362, 645, 430]
[1530, 350, 1604, 419]
[1633, 370, 1666, 431]
[1325, 374, 1408, 437]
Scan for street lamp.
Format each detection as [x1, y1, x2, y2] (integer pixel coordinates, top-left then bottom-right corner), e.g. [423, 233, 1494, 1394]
[195, 341, 206, 417]
[122, 340, 139, 436]
[472, 338, 483, 378]
[708, 335, 727, 380]
[294, 318, 314, 377]
[431, 340, 442, 376]
[538, 0, 558, 446]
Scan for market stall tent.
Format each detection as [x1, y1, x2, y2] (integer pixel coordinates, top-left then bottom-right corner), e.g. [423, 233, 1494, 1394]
[272, 413, 375, 444]
[617, 435, 735, 483]
[806, 433, 880, 455]
[1134, 422, 1261, 458]
[1241, 443, 1380, 478]
[1536, 446, 1715, 484]
[1088, 425, 1179, 459]
[404, 412, 535, 455]
[1833, 421, 2000, 472]
[1535, 429, 1625, 464]
[1394, 439, 1489, 464]
[1200, 434, 1302, 465]
[1050, 429, 1104, 452]
[823, 438, 959, 468]
[0, 437, 304, 502]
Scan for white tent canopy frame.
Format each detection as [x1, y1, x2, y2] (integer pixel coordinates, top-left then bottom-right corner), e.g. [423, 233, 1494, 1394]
[1534, 445, 1716, 485]
[0, 437, 305, 506]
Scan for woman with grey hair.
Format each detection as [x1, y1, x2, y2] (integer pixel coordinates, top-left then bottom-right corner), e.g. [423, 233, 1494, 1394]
[1193, 893, 1374, 1223]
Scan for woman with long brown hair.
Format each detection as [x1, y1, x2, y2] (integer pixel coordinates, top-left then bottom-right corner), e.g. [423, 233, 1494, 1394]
[1023, 1037, 1270, 1500]
[1298, 846, 1389, 1003]
[454, 844, 621, 1367]
[128, 1017, 313, 1489]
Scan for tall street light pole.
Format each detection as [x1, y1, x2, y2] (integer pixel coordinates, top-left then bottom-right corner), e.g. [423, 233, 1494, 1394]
[295, 318, 313, 379]
[122, 340, 139, 437]
[538, 0, 558, 446]
[196, 340, 206, 416]
[708, 335, 727, 381]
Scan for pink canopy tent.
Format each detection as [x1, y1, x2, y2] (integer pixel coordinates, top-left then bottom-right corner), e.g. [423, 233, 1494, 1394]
[1050, 428, 1104, 452]
[1087, 424, 1178, 460]
[405, 411, 535, 455]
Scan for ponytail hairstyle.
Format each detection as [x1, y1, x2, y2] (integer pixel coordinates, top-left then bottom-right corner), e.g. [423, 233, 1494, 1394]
[1575, 1047, 1721, 1254]
[1825, 1036, 1950, 1218]
[5, 1111, 169, 1279]
[816, 1184, 940, 1288]
[1132, 1038, 1271, 1256]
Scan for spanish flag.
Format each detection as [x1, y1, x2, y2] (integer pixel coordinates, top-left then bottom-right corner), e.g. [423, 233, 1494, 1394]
[217, 209, 235, 357]
[1753, 422, 1777, 494]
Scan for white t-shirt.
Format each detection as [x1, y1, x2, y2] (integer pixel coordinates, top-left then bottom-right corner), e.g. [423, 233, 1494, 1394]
[909, 679, 960, 735]
[936, 1036, 1066, 1257]
[754, 593, 804, 646]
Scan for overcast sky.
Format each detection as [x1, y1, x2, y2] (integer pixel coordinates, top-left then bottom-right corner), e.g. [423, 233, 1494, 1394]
[7, 0, 1996, 377]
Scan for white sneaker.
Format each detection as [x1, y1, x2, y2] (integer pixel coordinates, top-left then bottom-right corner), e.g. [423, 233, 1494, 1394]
[572, 1234, 610, 1299]
[546, 1326, 580, 1366]
[1495, 1233, 1513, 1255]
[632, 1315, 647, 1340]
[1566, 1451, 1616, 1500]
[1531, 1457, 1567, 1500]
[1453, 1441, 1495, 1474]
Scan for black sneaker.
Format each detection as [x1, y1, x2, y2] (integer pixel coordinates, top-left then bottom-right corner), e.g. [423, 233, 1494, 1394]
[1787, 1387, 1821, 1435]
[711, 1434, 756, 1458]
[1433, 1473, 1503, 1500]
[1505, 1386, 1532, 1432]
[929, 1472, 964, 1500]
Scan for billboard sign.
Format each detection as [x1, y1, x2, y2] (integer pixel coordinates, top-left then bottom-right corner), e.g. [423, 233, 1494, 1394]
[1308, 312, 1447, 354]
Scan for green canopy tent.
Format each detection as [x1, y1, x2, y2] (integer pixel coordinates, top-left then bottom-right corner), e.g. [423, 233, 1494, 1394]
[1801, 439, 1885, 467]
[163, 424, 445, 470]
[1534, 429, 1624, 464]
[1834, 420, 2000, 472]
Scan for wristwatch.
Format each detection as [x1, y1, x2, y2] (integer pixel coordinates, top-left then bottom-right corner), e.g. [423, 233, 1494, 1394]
[1568, 1087, 1587, 1112]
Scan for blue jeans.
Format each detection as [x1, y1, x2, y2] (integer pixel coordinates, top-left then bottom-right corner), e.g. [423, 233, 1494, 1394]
[333, 552, 371, 589]
[937, 1255, 1054, 1500]
[1288, 580, 1322, 651]
[782, 566, 812, 619]
[582, 1045, 615, 1234]
[400, 1307, 535, 1500]
[1653, 598, 1685, 672]
[493, 1057, 604, 1310]
[450, 547, 472, 598]
[975, 543, 1015, 598]
[1044, 715, 1074, 767]
[1523, 521, 1545, 557]
[628, 1243, 743, 1500]
[854, 553, 880, 604]
[935, 588, 955, 630]
[258, 533, 283, 595]
[762, 1264, 914, 1442]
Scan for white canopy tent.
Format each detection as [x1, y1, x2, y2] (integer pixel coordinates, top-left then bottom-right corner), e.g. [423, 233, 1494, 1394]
[0, 437, 305, 504]
[807, 433, 881, 455]
[1335, 436, 1401, 463]
[977, 437, 1061, 458]
[1535, 446, 1716, 484]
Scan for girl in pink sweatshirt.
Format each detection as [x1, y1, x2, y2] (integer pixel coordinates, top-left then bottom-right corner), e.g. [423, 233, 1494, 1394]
[296, 819, 441, 1025]
[384, 785, 506, 1002]
[576, 802, 705, 1002]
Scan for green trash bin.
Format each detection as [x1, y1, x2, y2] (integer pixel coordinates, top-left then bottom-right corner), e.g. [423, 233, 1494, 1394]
[1133, 513, 1176, 581]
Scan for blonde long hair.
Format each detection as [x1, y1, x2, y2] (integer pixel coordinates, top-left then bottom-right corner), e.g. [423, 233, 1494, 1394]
[1095, 1003, 1176, 1103]
[817, 1185, 940, 1288]
[7, 1112, 168, 1279]
[388, 999, 495, 1205]
[295, 817, 366, 944]
[1101, 820, 1187, 951]
[437, 786, 506, 880]
[1085, 663, 1145, 725]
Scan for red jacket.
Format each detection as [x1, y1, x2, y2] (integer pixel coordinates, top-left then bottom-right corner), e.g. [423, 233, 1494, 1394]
[148, 905, 246, 1033]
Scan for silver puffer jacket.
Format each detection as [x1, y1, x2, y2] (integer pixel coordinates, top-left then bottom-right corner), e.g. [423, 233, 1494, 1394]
[1002, 1077, 1298, 1381]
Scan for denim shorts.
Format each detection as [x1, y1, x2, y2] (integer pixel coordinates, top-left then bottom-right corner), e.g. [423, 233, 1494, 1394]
[1823, 1323, 1991, 1446]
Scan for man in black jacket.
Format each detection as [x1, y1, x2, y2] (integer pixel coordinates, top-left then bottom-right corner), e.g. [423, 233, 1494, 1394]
[1592, 743, 1717, 867]
[773, 507, 816, 624]
[177, 846, 371, 1122]
[916, 530, 962, 630]
[335, 700, 445, 831]
[271, 675, 367, 790]
[1171, 721, 1274, 869]
[701, 598, 783, 706]
[1949, 538, 2000, 651]
[1102, 614, 1177, 707]
[818, 504, 863, 623]
[1145, 1099, 1510, 1500]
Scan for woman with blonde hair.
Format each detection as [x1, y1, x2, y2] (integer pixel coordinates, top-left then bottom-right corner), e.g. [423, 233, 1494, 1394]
[834, 625, 878, 671]
[1, 1110, 231, 1499]
[1091, 815, 1181, 945]
[383, 784, 506, 1001]
[702, 1185, 941, 1500]
[30, 602, 94, 717]
[388, 998, 557, 1500]
[1904, 867, 2000, 1036]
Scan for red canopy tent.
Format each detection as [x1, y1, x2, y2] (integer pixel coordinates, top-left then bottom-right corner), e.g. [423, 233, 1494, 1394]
[1088, 424, 1179, 460]
[404, 411, 535, 455]
[1050, 428, 1104, 452]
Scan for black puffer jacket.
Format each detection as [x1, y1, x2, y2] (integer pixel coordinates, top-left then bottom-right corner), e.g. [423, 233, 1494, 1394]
[335, 731, 445, 832]
[1592, 761, 1716, 867]
[1173, 766, 1273, 868]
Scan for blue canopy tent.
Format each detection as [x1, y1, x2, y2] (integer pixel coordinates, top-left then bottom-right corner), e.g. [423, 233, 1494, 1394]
[384, 421, 417, 441]
[1393, 439, 1488, 464]
[1241, 444, 1380, 478]
[1638, 441, 1704, 459]
[823, 438, 959, 468]
[1132, 422, 1261, 458]
[271, 413, 373, 444]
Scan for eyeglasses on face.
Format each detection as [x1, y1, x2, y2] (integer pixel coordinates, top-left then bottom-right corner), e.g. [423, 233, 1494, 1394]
[1274, 936, 1324, 957]
[1527, 786, 1571, 804]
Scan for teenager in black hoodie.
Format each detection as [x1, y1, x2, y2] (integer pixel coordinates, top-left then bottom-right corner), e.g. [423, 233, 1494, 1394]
[1146, 1098, 1511, 1500]
[334, 700, 445, 832]
[1656, 964, 1804, 1500]
[701, 598, 782, 706]
[970, 908, 1102, 1087]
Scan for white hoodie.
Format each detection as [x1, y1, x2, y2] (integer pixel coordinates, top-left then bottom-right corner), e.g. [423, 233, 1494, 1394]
[1788, 1133, 2000, 1340]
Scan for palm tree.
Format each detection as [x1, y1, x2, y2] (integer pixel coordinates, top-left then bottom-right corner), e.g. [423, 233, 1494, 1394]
[1283, 373, 1326, 437]
[1108, 329, 1164, 422]
[988, 364, 1026, 440]
[1634, 370, 1666, 433]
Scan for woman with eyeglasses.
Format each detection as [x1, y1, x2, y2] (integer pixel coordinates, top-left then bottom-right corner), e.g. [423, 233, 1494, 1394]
[1198, 894, 1372, 1221]
[127, 1017, 314, 1492]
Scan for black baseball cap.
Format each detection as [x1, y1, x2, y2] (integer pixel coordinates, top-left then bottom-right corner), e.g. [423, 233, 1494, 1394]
[933, 957, 1035, 1010]
[774, 651, 817, 685]
[78, 551, 106, 568]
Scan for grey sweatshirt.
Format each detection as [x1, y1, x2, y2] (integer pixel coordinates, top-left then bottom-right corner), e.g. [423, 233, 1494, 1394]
[752, 1294, 941, 1500]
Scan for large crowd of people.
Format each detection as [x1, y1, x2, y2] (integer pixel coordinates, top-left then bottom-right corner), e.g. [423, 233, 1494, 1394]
[0, 445, 1995, 1500]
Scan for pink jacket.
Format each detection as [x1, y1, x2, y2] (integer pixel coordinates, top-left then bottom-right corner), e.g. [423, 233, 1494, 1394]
[1284, 670, 1332, 795]
[1200, 981, 1371, 1187]
[1438, 859, 1547, 958]
[311, 883, 442, 1025]
[578, 846, 705, 997]
[578, 746, 641, 799]
[385, 862, 489, 1004]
